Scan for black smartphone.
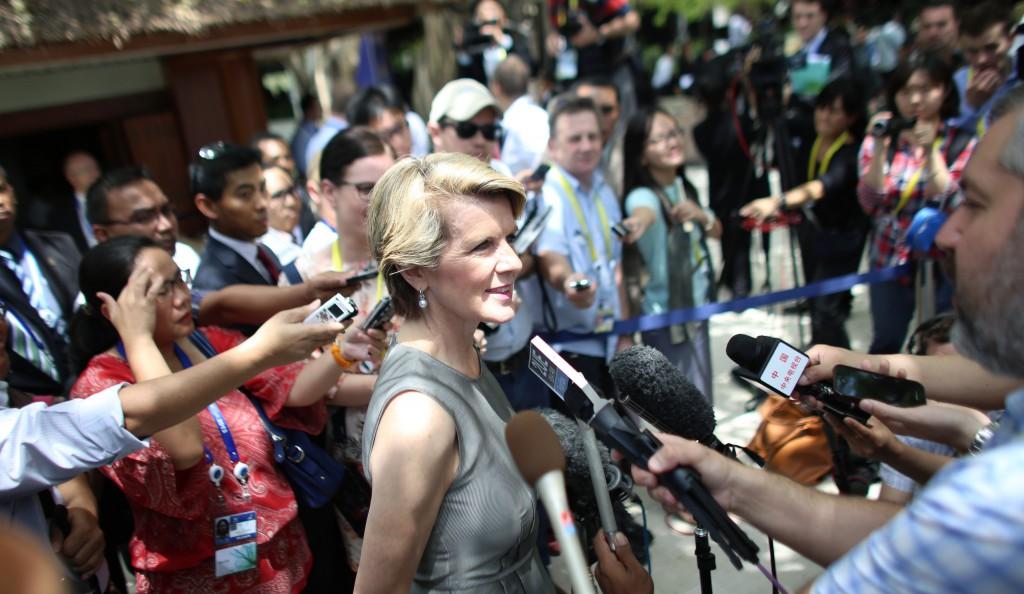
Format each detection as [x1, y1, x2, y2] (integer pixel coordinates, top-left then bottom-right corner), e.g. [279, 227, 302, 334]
[832, 365, 926, 407]
[529, 163, 551, 182]
[569, 278, 591, 291]
[361, 296, 394, 331]
[346, 268, 379, 286]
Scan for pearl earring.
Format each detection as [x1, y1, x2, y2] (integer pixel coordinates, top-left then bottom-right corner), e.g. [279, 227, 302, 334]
[417, 289, 428, 309]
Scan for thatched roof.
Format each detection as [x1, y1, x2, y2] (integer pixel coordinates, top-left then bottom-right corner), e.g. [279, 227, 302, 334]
[0, 0, 449, 50]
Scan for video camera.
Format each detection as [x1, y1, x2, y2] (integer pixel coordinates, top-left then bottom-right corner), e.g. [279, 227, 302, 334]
[458, 19, 503, 54]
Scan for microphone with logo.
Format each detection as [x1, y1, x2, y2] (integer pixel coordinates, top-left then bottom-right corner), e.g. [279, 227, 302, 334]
[506, 410, 596, 594]
[725, 334, 871, 424]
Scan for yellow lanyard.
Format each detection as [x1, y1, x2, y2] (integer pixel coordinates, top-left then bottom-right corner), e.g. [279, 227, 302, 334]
[894, 137, 943, 216]
[554, 168, 612, 263]
[966, 68, 988, 138]
[332, 241, 385, 300]
[807, 132, 849, 181]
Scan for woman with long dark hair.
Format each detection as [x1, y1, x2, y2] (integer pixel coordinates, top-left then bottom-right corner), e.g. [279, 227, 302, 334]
[68, 236, 381, 593]
[741, 78, 870, 348]
[622, 107, 721, 401]
[857, 52, 975, 354]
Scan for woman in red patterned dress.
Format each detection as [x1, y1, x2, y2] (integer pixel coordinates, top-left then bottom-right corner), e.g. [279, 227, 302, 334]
[68, 236, 385, 593]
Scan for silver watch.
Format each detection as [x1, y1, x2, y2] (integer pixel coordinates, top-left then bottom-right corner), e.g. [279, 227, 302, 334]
[968, 421, 999, 455]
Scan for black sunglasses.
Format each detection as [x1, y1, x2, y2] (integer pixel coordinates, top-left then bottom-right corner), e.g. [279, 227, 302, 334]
[440, 119, 503, 141]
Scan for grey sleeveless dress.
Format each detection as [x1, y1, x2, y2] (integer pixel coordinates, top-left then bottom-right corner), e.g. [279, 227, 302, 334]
[362, 344, 555, 593]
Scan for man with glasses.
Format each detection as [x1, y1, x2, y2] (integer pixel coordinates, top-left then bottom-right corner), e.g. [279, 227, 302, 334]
[0, 164, 79, 397]
[87, 166, 201, 281]
[953, 2, 1017, 137]
[259, 165, 303, 266]
[348, 86, 416, 158]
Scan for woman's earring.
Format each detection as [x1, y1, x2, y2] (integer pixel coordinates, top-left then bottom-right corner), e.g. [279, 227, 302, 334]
[417, 289, 428, 309]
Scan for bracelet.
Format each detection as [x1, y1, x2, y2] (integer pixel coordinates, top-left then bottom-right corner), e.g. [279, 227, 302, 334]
[778, 194, 788, 210]
[968, 421, 999, 455]
[330, 343, 359, 372]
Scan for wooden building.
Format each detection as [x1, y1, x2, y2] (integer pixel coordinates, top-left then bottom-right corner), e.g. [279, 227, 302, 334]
[0, 0, 442, 235]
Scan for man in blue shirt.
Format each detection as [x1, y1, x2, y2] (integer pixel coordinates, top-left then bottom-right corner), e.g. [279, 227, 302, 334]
[536, 95, 630, 396]
[629, 89, 1024, 593]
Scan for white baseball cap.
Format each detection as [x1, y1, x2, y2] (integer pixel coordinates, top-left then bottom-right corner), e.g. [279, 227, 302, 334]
[428, 78, 501, 124]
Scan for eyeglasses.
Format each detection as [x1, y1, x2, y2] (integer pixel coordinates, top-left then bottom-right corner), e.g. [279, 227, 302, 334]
[102, 203, 176, 226]
[647, 128, 683, 147]
[154, 269, 193, 298]
[440, 119, 503, 141]
[269, 186, 298, 201]
[339, 181, 376, 197]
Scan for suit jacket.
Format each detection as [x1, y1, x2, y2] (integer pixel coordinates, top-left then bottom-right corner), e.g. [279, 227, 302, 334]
[23, 194, 90, 255]
[1, 230, 81, 396]
[193, 235, 281, 336]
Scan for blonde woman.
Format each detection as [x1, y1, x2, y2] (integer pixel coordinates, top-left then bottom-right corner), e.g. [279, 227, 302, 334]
[357, 153, 555, 592]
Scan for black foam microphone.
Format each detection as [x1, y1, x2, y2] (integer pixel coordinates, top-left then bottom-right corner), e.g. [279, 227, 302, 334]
[609, 345, 730, 455]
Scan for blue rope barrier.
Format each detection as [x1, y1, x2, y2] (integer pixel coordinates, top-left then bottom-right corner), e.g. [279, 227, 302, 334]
[540, 264, 912, 343]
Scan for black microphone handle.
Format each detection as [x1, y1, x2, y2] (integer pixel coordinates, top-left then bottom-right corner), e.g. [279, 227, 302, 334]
[589, 405, 760, 569]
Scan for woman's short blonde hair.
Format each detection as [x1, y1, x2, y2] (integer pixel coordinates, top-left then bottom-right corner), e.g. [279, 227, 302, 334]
[368, 152, 525, 318]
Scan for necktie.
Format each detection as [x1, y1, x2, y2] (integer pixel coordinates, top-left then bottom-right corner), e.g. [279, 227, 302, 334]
[3, 310, 60, 382]
[256, 245, 280, 284]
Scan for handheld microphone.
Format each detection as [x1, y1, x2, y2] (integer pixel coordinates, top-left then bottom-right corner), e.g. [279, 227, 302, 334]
[538, 407, 620, 549]
[609, 345, 733, 456]
[506, 411, 596, 594]
[527, 336, 760, 570]
[726, 334, 870, 424]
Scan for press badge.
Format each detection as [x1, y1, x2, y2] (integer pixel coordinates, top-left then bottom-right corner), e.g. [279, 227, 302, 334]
[595, 303, 615, 333]
[213, 511, 258, 576]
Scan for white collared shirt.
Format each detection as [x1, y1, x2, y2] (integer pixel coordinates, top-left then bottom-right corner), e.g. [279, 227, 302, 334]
[501, 95, 550, 176]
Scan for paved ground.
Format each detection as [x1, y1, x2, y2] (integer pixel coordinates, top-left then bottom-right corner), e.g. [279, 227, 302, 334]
[549, 163, 879, 593]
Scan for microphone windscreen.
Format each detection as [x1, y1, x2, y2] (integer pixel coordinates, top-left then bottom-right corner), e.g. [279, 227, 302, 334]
[536, 408, 610, 526]
[726, 334, 762, 371]
[609, 345, 716, 440]
[506, 410, 565, 485]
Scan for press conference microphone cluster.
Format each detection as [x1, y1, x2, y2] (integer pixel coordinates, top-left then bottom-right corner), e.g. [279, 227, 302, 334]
[526, 336, 761, 570]
[506, 411, 596, 594]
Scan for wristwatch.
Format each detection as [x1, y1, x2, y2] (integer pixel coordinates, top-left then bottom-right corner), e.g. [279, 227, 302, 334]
[968, 421, 999, 455]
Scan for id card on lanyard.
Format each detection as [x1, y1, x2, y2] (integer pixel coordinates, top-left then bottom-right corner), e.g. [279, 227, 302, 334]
[554, 168, 616, 332]
[118, 335, 259, 576]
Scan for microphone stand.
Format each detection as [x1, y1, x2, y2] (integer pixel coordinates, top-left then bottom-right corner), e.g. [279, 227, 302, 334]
[695, 525, 716, 594]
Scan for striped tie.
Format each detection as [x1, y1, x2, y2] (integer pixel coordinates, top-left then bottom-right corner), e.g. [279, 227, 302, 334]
[0, 252, 61, 382]
[2, 310, 60, 382]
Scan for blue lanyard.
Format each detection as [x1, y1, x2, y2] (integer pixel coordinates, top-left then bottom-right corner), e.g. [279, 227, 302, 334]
[116, 335, 243, 469]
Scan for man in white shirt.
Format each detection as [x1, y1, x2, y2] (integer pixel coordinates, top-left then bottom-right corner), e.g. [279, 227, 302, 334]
[62, 151, 101, 252]
[491, 55, 549, 178]
[87, 166, 201, 280]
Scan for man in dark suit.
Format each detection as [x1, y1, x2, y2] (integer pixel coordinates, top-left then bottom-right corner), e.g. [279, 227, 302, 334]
[190, 142, 281, 334]
[787, 0, 858, 140]
[184, 142, 356, 335]
[0, 164, 80, 396]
